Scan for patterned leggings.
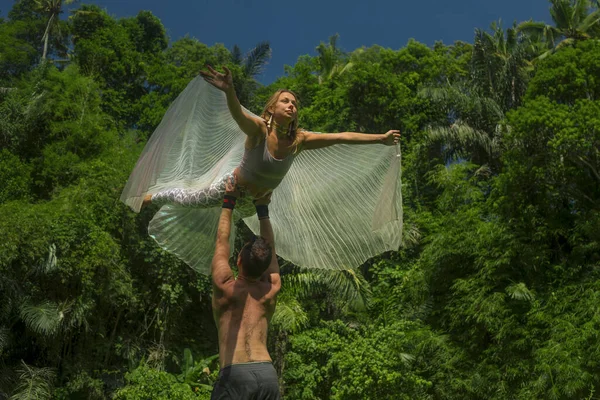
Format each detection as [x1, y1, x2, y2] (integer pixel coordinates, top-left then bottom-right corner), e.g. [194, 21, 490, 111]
[151, 172, 255, 215]
[151, 173, 234, 207]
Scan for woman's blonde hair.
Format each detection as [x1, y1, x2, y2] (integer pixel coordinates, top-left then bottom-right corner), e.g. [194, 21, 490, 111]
[260, 89, 302, 150]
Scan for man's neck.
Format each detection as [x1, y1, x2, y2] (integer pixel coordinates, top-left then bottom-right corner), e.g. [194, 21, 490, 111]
[237, 273, 260, 283]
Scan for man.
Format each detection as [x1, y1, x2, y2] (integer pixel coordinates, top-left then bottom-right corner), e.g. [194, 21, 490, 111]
[210, 184, 281, 400]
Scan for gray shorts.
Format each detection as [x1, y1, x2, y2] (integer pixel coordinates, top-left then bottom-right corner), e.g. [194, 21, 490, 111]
[210, 362, 280, 400]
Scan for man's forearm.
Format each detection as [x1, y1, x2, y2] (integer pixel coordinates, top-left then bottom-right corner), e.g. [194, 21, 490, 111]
[211, 194, 237, 282]
[256, 204, 279, 276]
[259, 218, 275, 247]
[256, 203, 273, 245]
[216, 207, 233, 244]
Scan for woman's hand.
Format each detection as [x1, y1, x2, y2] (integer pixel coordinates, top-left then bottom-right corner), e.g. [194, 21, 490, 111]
[382, 130, 401, 146]
[225, 174, 241, 198]
[199, 65, 234, 93]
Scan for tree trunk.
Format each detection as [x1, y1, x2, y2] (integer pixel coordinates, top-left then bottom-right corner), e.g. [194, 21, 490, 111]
[42, 33, 49, 60]
[41, 13, 56, 60]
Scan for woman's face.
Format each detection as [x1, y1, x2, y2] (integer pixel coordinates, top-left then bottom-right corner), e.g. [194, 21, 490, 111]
[270, 92, 298, 121]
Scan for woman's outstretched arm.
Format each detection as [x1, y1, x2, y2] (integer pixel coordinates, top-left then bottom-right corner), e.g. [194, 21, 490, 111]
[199, 65, 264, 137]
[300, 130, 400, 150]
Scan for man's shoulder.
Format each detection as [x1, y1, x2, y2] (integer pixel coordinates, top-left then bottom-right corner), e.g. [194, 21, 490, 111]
[256, 276, 281, 301]
[211, 257, 235, 291]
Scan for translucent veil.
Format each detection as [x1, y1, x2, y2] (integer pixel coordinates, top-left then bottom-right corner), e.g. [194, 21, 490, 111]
[120, 77, 403, 274]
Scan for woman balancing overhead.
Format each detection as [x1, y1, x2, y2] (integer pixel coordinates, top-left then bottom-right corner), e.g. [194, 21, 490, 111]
[120, 65, 404, 274]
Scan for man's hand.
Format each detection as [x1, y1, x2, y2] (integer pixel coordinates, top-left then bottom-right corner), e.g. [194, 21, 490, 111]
[199, 65, 234, 93]
[382, 130, 401, 146]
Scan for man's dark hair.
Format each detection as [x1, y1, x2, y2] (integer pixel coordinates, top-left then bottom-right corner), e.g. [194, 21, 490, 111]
[240, 236, 272, 279]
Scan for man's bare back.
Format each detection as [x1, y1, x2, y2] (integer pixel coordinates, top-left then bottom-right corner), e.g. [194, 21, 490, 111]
[212, 277, 279, 367]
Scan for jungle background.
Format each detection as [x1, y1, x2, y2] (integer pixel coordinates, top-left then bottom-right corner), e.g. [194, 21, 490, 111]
[1, 0, 600, 398]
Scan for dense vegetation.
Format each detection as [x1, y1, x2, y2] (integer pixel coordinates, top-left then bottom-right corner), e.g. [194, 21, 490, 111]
[1, 0, 599, 398]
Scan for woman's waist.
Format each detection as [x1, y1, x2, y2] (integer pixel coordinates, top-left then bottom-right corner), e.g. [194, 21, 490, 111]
[236, 166, 284, 191]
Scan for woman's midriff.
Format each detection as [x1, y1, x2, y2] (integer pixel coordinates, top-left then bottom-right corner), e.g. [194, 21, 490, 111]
[233, 167, 273, 200]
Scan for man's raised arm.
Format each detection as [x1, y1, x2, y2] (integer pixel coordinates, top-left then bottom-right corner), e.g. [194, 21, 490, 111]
[211, 192, 237, 289]
[255, 198, 279, 280]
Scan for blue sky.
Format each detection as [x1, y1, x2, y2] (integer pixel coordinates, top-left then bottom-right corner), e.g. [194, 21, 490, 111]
[1, 0, 552, 84]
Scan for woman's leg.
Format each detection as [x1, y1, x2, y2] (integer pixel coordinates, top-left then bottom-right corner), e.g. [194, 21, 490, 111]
[151, 172, 235, 208]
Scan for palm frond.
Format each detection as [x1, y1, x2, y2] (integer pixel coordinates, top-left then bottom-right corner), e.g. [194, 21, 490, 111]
[518, 20, 559, 49]
[316, 34, 344, 82]
[399, 352, 416, 365]
[555, 37, 577, 49]
[506, 282, 535, 302]
[580, 9, 600, 33]
[323, 269, 372, 310]
[271, 294, 308, 333]
[283, 268, 372, 310]
[19, 300, 62, 336]
[10, 361, 55, 400]
[60, 298, 91, 331]
[550, 0, 573, 30]
[479, 97, 505, 121]
[419, 85, 468, 109]
[535, 48, 555, 60]
[283, 271, 324, 298]
[428, 121, 497, 157]
[331, 61, 354, 79]
[243, 41, 271, 77]
[574, 0, 593, 24]
[517, 20, 548, 34]
[329, 33, 339, 50]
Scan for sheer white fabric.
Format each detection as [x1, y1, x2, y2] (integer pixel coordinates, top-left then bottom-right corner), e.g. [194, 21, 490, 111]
[120, 77, 403, 274]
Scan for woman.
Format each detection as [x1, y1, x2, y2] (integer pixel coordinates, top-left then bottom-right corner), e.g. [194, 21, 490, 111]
[121, 66, 403, 273]
[145, 65, 400, 208]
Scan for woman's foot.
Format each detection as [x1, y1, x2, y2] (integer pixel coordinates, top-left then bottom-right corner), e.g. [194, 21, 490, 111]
[141, 194, 152, 209]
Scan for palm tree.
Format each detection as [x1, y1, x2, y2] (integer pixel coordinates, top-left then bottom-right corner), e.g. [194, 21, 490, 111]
[229, 41, 272, 79]
[315, 34, 353, 83]
[33, 0, 78, 60]
[421, 84, 505, 166]
[471, 21, 535, 109]
[231, 44, 243, 65]
[421, 22, 534, 168]
[517, 0, 600, 58]
[230, 41, 271, 105]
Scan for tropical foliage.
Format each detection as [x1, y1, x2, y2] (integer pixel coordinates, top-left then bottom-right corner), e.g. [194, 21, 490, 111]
[0, 0, 599, 398]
